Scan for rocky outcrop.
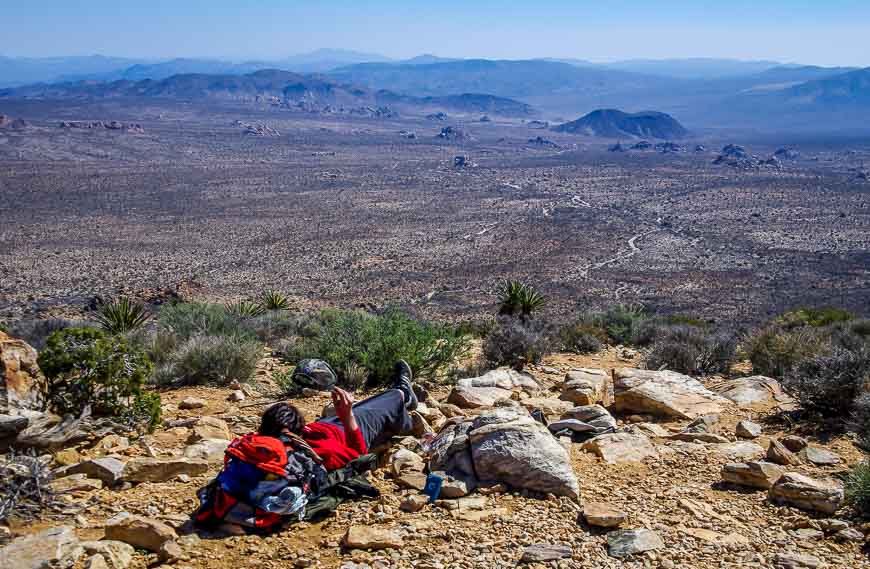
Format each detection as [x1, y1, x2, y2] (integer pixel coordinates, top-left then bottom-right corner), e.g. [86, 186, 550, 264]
[611, 368, 729, 419]
[447, 368, 539, 409]
[0, 332, 47, 415]
[713, 376, 786, 406]
[721, 461, 784, 489]
[560, 369, 610, 406]
[581, 432, 659, 464]
[768, 473, 844, 515]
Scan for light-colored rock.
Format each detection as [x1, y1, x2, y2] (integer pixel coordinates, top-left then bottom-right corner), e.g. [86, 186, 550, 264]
[103, 513, 177, 552]
[582, 432, 659, 464]
[721, 461, 784, 489]
[625, 422, 670, 437]
[801, 445, 841, 466]
[456, 368, 540, 393]
[834, 527, 863, 542]
[50, 474, 104, 493]
[607, 528, 664, 558]
[122, 457, 208, 483]
[0, 331, 47, 415]
[447, 385, 513, 409]
[713, 441, 765, 461]
[438, 475, 472, 499]
[772, 552, 824, 568]
[409, 411, 432, 437]
[80, 541, 134, 569]
[183, 438, 229, 463]
[395, 472, 427, 491]
[668, 432, 729, 444]
[612, 368, 729, 419]
[561, 404, 617, 432]
[436, 402, 466, 418]
[343, 526, 403, 550]
[0, 526, 84, 569]
[178, 397, 205, 410]
[715, 375, 785, 406]
[187, 416, 231, 443]
[768, 472, 844, 515]
[679, 527, 749, 545]
[520, 397, 573, 417]
[389, 448, 425, 477]
[768, 439, 801, 466]
[64, 457, 125, 485]
[560, 369, 609, 406]
[85, 554, 109, 569]
[683, 414, 720, 433]
[400, 494, 429, 512]
[736, 420, 762, 439]
[470, 407, 579, 498]
[414, 402, 446, 431]
[228, 390, 245, 402]
[582, 502, 626, 528]
[521, 544, 572, 563]
[94, 435, 129, 454]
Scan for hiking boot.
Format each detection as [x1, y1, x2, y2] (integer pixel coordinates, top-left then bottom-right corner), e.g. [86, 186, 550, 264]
[393, 360, 418, 410]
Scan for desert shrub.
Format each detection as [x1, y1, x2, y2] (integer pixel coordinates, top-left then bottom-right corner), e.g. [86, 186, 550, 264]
[595, 303, 648, 345]
[497, 280, 546, 317]
[776, 306, 854, 329]
[158, 302, 254, 341]
[745, 326, 830, 377]
[339, 361, 369, 391]
[446, 357, 489, 383]
[644, 325, 737, 375]
[152, 334, 261, 387]
[560, 322, 607, 354]
[243, 310, 304, 344]
[281, 309, 469, 387]
[848, 319, 870, 338]
[0, 450, 58, 523]
[7, 318, 80, 350]
[483, 316, 555, 369]
[260, 290, 291, 311]
[851, 393, 870, 449]
[273, 368, 296, 396]
[224, 299, 266, 318]
[37, 328, 159, 430]
[782, 346, 870, 417]
[92, 297, 151, 335]
[455, 318, 496, 338]
[845, 461, 870, 518]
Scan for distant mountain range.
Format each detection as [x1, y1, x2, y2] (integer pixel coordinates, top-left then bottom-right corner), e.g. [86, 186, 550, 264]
[554, 109, 688, 139]
[0, 69, 534, 117]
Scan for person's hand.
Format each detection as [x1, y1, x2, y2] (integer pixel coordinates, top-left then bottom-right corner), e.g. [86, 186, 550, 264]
[332, 387, 355, 424]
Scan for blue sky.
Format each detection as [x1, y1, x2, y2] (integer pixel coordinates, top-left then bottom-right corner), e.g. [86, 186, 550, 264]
[2, 0, 868, 66]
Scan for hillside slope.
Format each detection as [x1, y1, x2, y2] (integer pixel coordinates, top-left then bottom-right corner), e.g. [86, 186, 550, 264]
[554, 109, 688, 139]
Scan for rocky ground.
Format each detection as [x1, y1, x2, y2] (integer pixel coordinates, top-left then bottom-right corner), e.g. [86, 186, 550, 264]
[2, 341, 867, 569]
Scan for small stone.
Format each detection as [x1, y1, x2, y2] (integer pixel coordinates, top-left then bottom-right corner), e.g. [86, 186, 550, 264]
[50, 475, 104, 493]
[721, 461, 784, 489]
[395, 472, 427, 491]
[582, 502, 626, 528]
[801, 445, 841, 466]
[104, 512, 177, 553]
[400, 494, 429, 513]
[767, 439, 801, 466]
[343, 526, 403, 550]
[607, 529, 664, 558]
[520, 544, 572, 563]
[735, 420, 762, 439]
[178, 397, 205, 410]
[228, 390, 245, 402]
[781, 435, 808, 453]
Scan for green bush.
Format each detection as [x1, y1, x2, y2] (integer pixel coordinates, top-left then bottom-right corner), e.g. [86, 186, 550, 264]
[497, 280, 546, 318]
[260, 290, 291, 311]
[153, 334, 261, 387]
[281, 308, 470, 387]
[158, 302, 255, 341]
[224, 299, 266, 318]
[782, 347, 870, 418]
[644, 325, 737, 375]
[37, 328, 159, 431]
[93, 297, 151, 335]
[745, 326, 830, 377]
[560, 322, 607, 354]
[845, 461, 870, 517]
[775, 306, 854, 329]
[483, 316, 554, 369]
[244, 310, 305, 344]
[594, 303, 648, 346]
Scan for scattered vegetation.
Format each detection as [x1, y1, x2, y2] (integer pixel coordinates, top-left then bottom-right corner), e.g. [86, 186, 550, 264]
[559, 322, 606, 354]
[484, 315, 554, 369]
[782, 347, 870, 418]
[152, 334, 261, 387]
[644, 325, 737, 375]
[845, 461, 870, 518]
[92, 297, 151, 335]
[775, 306, 854, 329]
[279, 308, 470, 387]
[497, 280, 546, 318]
[260, 290, 291, 311]
[224, 299, 267, 318]
[38, 328, 160, 430]
[851, 393, 870, 450]
[0, 450, 57, 523]
[744, 326, 829, 377]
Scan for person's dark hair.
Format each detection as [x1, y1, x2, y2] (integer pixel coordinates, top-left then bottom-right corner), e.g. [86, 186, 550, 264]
[259, 402, 305, 437]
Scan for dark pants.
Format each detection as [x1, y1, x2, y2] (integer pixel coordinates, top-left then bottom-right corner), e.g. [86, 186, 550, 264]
[319, 389, 413, 449]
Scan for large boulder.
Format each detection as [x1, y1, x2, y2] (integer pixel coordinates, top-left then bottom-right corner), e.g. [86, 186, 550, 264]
[0, 332, 47, 415]
[713, 376, 786, 406]
[447, 368, 540, 409]
[560, 369, 610, 406]
[581, 432, 659, 464]
[183, 438, 229, 463]
[187, 416, 231, 443]
[469, 407, 579, 499]
[103, 513, 177, 553]
[0, 526, 84, 569]
[768, 473, 844, 515]
[611, 368, 730, 419]
[447, 385, 512, 409]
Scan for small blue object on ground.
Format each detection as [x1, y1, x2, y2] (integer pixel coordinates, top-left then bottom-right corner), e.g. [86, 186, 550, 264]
[423, 473, 443, 503]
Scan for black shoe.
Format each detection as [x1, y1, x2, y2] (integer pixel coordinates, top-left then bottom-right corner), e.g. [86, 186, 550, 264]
[393, 360, 418, 411]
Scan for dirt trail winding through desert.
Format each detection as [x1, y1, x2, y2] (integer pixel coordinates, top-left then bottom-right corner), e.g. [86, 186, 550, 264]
[578, 227, 661, 279]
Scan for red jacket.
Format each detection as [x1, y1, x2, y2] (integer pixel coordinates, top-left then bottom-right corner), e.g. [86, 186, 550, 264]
[301, 422, 367, 471]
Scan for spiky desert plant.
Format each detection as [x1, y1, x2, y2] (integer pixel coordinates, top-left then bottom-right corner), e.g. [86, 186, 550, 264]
[260, 290, 291, 311]
[224, 299, 266, 318]
[339, 361, 369, 391]
[845, 461, 870, 517]
[93, 297, 151, 335]
[497, 280, 546, 318]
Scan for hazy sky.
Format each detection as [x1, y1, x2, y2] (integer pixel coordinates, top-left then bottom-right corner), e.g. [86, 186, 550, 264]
[3, 0, 868, 66]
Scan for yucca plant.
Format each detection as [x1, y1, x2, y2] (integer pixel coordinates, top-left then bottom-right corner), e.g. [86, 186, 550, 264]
[224, 299, 266, 318]
[845, 461, 870, 517]
[340, 361, 369, 391]
[497, 280, 546, 318]
[93, 297, 151, 334]
[260, 290, 291, 311]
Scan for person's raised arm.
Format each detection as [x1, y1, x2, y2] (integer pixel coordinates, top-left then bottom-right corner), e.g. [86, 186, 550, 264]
[332, 387, 365, 452]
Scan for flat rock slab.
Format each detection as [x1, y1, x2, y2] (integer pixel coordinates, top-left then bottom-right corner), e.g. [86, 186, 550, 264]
[612, 368, 729, 419]
[713, 441, 765, 461]
[104, 512, 177, 553]
[64, 457, 125, 485]
[447, 385, 512, 409]
[123, 457, 208, 483]
[768, 472, 844, 515]
[773, 552, 824, 568]
[801, 445, 841, 466]
[582, 432, 658, 464]
[721, 461, 784, 489]
[521, 543, 572, 563]
[607, 528, 664, 558]
[582, 502, 626, 528]
[520, 397, 573, 417]
[183, 438, 230, 463]
[0, 526, 83, 569]
[343, 526, 403, 550]
[714, 375, 785, 406]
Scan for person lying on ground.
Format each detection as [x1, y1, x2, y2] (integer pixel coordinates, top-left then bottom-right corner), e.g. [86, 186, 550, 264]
[258, 360, 418, 471]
